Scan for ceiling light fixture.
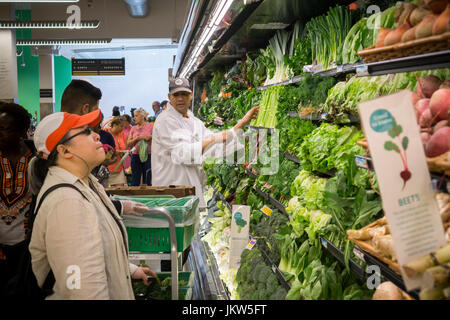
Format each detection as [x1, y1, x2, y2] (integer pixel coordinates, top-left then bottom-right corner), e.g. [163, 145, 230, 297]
[179, 0, 235, 78]
[0, 0, 79, 2]
[16, 39, 111, 46]
[0, 20, 100, 29]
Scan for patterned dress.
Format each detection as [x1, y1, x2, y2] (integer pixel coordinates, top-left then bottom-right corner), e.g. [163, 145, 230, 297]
[0, 150, 33, 260]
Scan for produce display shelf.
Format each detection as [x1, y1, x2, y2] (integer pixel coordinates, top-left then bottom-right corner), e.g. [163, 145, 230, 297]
[253, 186, 289, 218]
[312, 169, 337, 179]
[240, 164, 289, 217]
[248, 125, 275, 135]
[256, 238, 291, 292]
[314, 62, 363, 77]
[213, 188, 233, 213]
[257, 62, 362, 90]
[355, 155, 450, 194]
[257, 50, 450, 90]
[242, 166, 258, 179]
[357, 50, 450, 77]
[209, 188, 291, 297]
[202, 239, 232, 300]
[258, 78, 295, 90]
[287, 111, 360, 124]
[352, 245, 420, 300]
[320, 238, 366, 283]
[189, 237, 230, 300]
[247, 153, 334, 179]
[280, 151, 301, 164]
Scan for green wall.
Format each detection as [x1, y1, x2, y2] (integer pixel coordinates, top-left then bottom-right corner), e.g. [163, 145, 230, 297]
[15, 9, 40, 121]
[54, 56, 72, 113]
[14, 10, 72, 119]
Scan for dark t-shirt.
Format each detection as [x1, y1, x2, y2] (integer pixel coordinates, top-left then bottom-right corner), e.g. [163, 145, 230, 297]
[99, 130, 115, 148]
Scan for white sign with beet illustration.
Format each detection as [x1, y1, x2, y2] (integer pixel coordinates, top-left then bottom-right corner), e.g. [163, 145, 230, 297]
[229, 205, 251, 269]
[359, 90, 446, 291]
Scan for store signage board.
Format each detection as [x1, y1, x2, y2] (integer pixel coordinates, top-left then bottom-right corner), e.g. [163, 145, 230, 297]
[358, 90, 446, 290]
[72, 58, 125, 76]
[0, 30, 18, 99]
[229, 205, 251, 269]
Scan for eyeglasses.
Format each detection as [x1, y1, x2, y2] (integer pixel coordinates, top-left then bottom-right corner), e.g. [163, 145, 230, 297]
[59, 127, 93, 145]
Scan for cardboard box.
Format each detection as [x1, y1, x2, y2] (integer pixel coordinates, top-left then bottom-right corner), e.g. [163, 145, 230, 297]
[105, 185, 195, 198]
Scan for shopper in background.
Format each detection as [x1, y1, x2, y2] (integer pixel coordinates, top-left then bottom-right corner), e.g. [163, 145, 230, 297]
[28, 110, 154, 299]
[112, 106, 120, 116]
[61, 80, 101, 115]
[0, 102, 36, 298]
[120, 114, 133, 174]
[160, 100, 168, 111]
[129, 108, 137, 126]
[101, 106, 120, 129]
[127, 108, 153, 186]
[151, 78, 259, 208]
[53, 80, 146, 218]
[60, 80, 115, 184]
[106, 117, 127, 187]
[152, 101, 162, 118]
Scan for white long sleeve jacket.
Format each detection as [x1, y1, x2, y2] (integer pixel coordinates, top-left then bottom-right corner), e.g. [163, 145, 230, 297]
[151, 103, 242, 208]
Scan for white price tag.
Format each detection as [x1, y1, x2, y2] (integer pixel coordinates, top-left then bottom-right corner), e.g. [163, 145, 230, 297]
[353, 248, 365, 262]
[321, 113, 327, 120]
[356, 65, 369, 76]
[336, 65, 343, 73]
[321, 238, 328, 249]
[355, 156, 368, 169]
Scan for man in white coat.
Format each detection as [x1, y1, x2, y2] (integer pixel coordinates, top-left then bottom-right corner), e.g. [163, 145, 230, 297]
[151, 78, 258, 209]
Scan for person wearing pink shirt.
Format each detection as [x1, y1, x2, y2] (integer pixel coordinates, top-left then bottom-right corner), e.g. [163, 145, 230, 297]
[120, 114, 132, 174]
[127, 108, 153, 186]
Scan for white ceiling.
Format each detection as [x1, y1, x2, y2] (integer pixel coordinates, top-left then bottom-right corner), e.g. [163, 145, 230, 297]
[6, 0, 191, 41]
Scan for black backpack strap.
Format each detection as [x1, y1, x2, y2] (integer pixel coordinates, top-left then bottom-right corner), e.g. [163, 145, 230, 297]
[34, 183, 88, 216]
[33, 183, 88, 297]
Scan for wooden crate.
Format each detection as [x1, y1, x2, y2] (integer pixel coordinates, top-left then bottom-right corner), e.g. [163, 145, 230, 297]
[105, 185, 196, 198]
[358, 32, 450, 63]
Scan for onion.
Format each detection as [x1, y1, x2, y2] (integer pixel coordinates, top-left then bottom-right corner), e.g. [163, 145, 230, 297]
[373, 282, 404, 300]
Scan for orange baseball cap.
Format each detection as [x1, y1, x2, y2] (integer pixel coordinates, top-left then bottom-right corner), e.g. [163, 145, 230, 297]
[34, 109, 102, 159]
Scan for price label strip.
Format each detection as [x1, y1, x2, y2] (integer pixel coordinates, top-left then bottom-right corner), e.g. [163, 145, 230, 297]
[356, 65, 369, 76]
[353, 247, 365, 262]
[320, 238, 328, 249]
[355, 155, 369, 169]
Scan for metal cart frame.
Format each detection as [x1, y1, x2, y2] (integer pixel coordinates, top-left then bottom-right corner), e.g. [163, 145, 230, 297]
[132, 207, 179, 300]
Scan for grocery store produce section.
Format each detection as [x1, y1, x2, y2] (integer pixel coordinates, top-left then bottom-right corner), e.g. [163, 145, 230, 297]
[182, 0, 450, 300]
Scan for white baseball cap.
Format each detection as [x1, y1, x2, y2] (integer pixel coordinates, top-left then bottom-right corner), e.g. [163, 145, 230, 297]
[34, 109, 102, 159]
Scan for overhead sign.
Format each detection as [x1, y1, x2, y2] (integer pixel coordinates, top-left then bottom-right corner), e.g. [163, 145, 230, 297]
[72, 58, 125, 76]
[0, 30, 18, 100]
[358, 90, 446, 291]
